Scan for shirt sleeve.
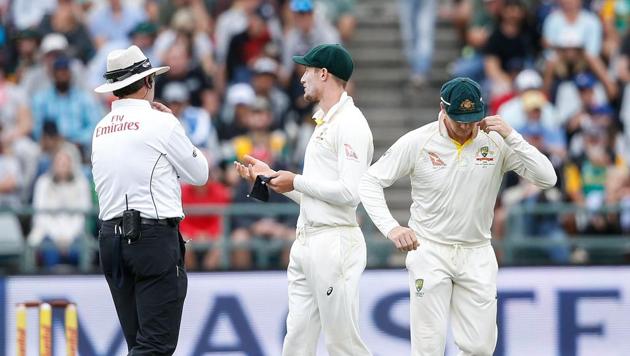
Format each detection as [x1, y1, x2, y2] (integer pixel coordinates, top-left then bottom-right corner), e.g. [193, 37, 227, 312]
[293, 117, 373, 207]
[164, 119, 209, 186]
[359, 132, 418, 238]
[501, 130, 557, 189]
[282, 191, 302, 204]
[585, 14, 603, 56]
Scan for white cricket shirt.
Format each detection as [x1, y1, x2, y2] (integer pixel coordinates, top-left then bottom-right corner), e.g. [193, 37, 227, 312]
[288, 92, 374, 228]
[92, 99, 209, 220]
[359, 113, 557, 245]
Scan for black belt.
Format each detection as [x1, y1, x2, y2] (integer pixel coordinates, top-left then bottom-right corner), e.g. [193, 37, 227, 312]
[102, 217, 180, 227]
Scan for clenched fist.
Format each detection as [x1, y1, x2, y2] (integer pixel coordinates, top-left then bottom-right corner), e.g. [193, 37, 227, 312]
[388, 226, 419, 252]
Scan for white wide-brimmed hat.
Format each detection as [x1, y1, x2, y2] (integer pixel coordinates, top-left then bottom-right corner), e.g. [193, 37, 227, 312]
[94, 45, 169, 93]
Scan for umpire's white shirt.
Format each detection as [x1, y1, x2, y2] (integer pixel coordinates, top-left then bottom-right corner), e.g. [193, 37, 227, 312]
[360, 113, 557, 245]
[92, 99, 208, 220]
[287, 92, 373, 227]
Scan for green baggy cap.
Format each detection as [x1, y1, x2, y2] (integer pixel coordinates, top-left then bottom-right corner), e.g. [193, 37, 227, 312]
[440, 77, 486, 123]
[292, 44, 354, 81]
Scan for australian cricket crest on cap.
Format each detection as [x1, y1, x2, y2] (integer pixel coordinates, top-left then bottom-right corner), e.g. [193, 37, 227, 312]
[415, 279, 424, 297]
[460, 99, 475, 112]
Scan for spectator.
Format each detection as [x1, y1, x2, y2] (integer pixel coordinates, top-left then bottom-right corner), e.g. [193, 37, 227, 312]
[35, 121, 82, 183]
[229, 97, 294, 269]
[27, 148, 91, 269]
[10, 0, 56, 30]
[499, 174, 569, 264]
[317, 0, 357, 42]
[218, 83, 256, 140]
[225, 6, 275, 84]
[542, 0, 616, 99]
[19, 33, 87, 98]
[87, 0, 147, 49]
[517, 92, 567, 165]
[8, 29, 41, 80]
[128, 22, 159, 65]
[214, 0, 262, 68]
[483, 0, 535, 98]
[86, 21, 160, 91]
[281, 0, 340, 85]
[251, 57, 290, 129]
[450, 0, 503, 81]
[554, 70, 611, 126]
[31, 56, 103, 155]
[605, 166, 630, 234]
[399, 0, 437, 88]
[154, 43, 216, 113]
[0, 140, 23, 209]
[180, 168, 232, 271]
[618, 30, 630, 149]
[596, 0, 630, 61]
[153, 7, 215, 74]
[542, 0, 602, 57]
[37, 0, 95, 63]
[0, 64, 40, 198]
[498, 69, 562, 130]
[563, 73, 610, 145]
[563, 123, 625, 235]
[162, 81, 221, 167]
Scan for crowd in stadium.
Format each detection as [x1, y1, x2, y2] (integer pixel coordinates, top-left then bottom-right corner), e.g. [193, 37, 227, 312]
[0, 0, 628, 271]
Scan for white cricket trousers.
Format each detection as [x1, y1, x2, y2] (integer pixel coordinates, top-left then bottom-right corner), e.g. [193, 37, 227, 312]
[282, 226, 372, 356]
[406, 238, 498, 356]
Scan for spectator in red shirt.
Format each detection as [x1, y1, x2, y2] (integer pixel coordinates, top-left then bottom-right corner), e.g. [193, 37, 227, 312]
[180, 169, 232, 270]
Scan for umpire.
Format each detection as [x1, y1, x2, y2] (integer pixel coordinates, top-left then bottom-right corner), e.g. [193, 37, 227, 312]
[92, 45, 209, 355]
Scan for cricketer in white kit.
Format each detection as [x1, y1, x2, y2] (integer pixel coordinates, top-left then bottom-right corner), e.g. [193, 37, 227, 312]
[234, 44, 373, 356]
[359, 77, 557, 356]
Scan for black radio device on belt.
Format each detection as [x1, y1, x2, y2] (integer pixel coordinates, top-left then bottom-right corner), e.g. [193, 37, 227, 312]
[122, 194, 141, 242]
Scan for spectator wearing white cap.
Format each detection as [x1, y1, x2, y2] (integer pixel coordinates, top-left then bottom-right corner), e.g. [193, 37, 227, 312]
[19, 33, 88, 98]
[162, 82, 221, 168]
[251, 57, 290, 129]
[498, 69, 561, 130]
[218, 83, 256, 140]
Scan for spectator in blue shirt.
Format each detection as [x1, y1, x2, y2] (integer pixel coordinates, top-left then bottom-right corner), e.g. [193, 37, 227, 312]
[31, 56, 102, 154]
[88, 0, 147, 49]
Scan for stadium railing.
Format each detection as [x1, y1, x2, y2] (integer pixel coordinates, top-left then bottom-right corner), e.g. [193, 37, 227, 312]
[501, 203, 630, 265]
[2, 202, 628, 273]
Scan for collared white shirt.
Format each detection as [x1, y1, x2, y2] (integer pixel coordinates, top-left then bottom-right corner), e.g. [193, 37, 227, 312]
[92, 99, 209, 220]
[287, 92, 374, 228]
[359, 113, 557, 245]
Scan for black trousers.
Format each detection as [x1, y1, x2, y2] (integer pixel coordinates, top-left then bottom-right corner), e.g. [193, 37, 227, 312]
[99, 221, 187, 356]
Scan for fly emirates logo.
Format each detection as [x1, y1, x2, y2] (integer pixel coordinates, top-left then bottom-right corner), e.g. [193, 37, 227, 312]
[95, 114, 140, 137]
